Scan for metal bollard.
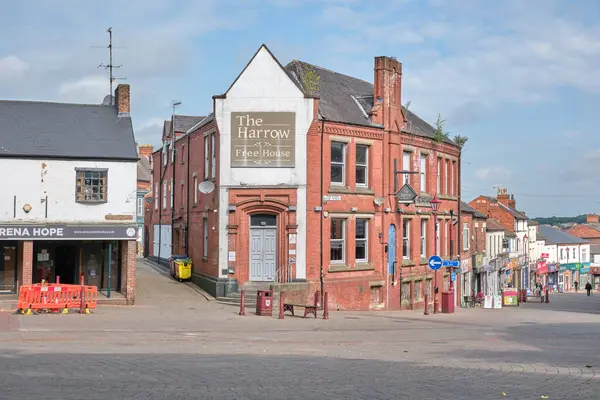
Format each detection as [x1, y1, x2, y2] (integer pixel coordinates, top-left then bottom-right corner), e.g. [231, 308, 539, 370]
[545, 289, 550, 304]
[278, 291, 285, 319]
[323, 292, 329, 320]
[424, 294, 429, 315]
[239, 290, 246, 316]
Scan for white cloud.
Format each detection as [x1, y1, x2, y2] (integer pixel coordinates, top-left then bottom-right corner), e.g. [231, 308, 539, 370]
[0, 55, 29, 81]
[58, 75, 108, 103]
[135, 117, 165, 147]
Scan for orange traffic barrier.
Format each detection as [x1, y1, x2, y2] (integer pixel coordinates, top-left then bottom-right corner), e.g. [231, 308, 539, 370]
[17, 283, 98, 314]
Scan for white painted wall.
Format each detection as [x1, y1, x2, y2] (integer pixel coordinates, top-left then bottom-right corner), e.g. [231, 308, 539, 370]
[543, 244, 558, 263]
[215, 46, 313, 280]
[486, 231, 504, 260]
[0, 159, 137, 223]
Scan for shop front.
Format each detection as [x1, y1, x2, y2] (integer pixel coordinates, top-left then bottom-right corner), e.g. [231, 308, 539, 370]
[0, 224, 137, 300]
[547, 263, 559, 291]
[590, 266, 600, 290]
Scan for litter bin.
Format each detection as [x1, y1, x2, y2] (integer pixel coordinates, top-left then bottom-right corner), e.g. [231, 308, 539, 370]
[174, 258, 192, 281]
[169, 255, 188, 281]
[256, 290, 273, 316]
[520, 289, 527, 303]
[441, 291, 455, 314]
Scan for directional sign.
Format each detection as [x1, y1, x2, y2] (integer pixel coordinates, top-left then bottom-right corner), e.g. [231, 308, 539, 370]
[428, 255, 443, 271]
[451, 273, 456, 282]
[442, 260, 460, 267]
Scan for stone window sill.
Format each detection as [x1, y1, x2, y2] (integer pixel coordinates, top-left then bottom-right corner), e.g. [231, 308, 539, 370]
[328, 263, 374, 273]
[402, 259, 416, 267]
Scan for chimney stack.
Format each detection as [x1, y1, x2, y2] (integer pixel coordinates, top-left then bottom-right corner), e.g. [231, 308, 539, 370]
[115, 84, 130, 116]
[372, 56, 402, 129]
[587, 214, 599, 224]
[507, 194, 516, 209]
[138, 144, 154, 161]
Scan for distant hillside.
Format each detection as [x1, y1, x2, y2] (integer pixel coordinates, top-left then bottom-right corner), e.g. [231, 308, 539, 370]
[532, 215, 588, 226]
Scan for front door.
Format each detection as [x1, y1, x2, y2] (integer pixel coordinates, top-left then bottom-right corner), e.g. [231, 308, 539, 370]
[0, 244, 17, 293]
[249, 214, 277, 281]
[388, 224, 396, 275]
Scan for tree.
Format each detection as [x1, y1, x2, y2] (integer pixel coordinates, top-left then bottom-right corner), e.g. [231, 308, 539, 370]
[432, 113, 450, 143]
[301, 65, 321, 95]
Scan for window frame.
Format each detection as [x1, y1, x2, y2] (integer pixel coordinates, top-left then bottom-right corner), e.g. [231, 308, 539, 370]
[436, 158, 441, 194]
[137, 197, 144, 217]
[170, 179, 174, 209]
[402, 219, 411, 259]
[355, 144, 369, 187]
[420, 219, 427, 258]
[193, 175, 198, 205]
[154, 183, 158, 210]
[463, 222, 470, 251]
[330, 142, 346, 186]
[75, 168, 108, 204]
[444, 159, 449, 194]
[203, 216, 209, 258]
[402, 151, 411, 184]
[204, 136, 210, 179]
[162, 182, 167, 209]
[419, 154, 427, 193]
[355, 218, 368, 263]
[451, 160, 455, 196]
[211, 134, 216, 180]
[180, 144, 185, 164]
[330, 218, 346, 264]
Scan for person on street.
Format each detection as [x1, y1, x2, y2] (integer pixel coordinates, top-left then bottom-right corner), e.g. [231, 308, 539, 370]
[585, 281, 592, 296]
[574, 281, 579, 292]
[536, 281, 544, 303]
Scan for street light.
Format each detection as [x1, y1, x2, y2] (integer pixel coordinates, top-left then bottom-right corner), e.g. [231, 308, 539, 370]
[523, 234, 528, 291]
[430, 194, 442, 314]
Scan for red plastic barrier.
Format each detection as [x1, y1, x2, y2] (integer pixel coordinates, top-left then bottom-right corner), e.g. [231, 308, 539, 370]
[17, 283, 98, 313]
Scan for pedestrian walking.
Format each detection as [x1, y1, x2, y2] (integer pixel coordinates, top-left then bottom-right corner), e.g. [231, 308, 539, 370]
[585, 281, 592, 296]
[536, 281, 544, 303]
[574, 281, 579, 292]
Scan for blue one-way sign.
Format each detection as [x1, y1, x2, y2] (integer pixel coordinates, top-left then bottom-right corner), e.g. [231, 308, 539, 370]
[442, 259, 460, 267]
[428, 255, 443, 271]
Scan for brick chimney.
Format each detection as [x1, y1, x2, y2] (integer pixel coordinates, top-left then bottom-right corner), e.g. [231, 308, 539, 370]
[115, 84, 130, 116]
[587, 214, 599, 224]
[371, 56, 402, 130]
[138, 144, 153, 162]
[507, 194, 516, 209]
[496, 186, 510, 207]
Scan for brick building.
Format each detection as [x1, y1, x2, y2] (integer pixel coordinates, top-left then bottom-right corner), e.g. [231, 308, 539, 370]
[459, 202, 487, 301]
[136, 144, 152, 256]
[145, 45, 462, 311]
[567, 214, 600, 245]
[0, 85, 138, 303]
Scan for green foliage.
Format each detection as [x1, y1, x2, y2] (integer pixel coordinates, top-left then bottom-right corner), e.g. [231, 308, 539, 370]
[532, 215, 588, 225]
[432, 113, 450, 143]
[453, 135, 468, 148]
[301, 65, 321, 95]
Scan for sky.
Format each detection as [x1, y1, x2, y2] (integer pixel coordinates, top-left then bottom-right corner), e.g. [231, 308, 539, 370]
[1, 0, 600, 218]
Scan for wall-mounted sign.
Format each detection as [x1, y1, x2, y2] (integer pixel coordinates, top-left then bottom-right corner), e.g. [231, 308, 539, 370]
[396, 183, 417, 204]
[230, 112, 296, 167]
[541, 253, 549, 259]
[323, 195, 341, 201]
[0, 224, 138, 240]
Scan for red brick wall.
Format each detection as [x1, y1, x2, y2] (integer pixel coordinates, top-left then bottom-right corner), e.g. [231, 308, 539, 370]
[22, 241, 33, 286]
[121, 240, 137, 304]
[469, 196, 516, 232]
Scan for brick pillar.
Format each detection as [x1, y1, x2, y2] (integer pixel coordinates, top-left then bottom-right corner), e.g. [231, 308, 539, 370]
[22, 241, 33, 285]
[120, 240, 137, 304]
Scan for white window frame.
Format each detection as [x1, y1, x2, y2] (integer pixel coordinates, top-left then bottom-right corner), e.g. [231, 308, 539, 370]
[137, 197, 144, 217]
[402, 151, 411, 184]
[162, 182, 167, 209]
[443, 219, 447, 257]
[330, 142, 346, 186]
[450, 161, 455, 196]
[582, 247, 588, 262]
[154, 183, 158, 210]
[330, 219, 346, 263]
[193, 176, 198, 204]
[402, 219, 411, 259]
[355, 218, 368, 262]
[444, 159, 449, 194]
[211, 134, 216, 180]
[203, 217, 209, 258]
[463, 222, 470, 251]
[355, 144, 368, 187]
[420, 219, 427, 258]
[163, 143, 168, 166]
[204, 136, 209, 179]
[170, 179, 174, 209]
[420, 154, 427, 193]
[436, 158, 441, 194]
[170, 143, 175, 164]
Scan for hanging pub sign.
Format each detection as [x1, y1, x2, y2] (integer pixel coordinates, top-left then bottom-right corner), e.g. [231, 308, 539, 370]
[396, 183, 417, 204]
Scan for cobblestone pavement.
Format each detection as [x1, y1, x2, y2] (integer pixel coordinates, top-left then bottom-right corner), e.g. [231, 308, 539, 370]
[0, 261, 598, 399]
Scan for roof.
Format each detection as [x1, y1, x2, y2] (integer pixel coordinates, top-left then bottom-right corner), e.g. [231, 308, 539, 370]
[486, 218, 506, 232]
[0, 100, 137, 160]
[482, 196, 527, 220]
[137, 157, 151, 182]
[538, 225, 588, 245]
[567, 224, 600, 239]
[461, 201, 487, 219]
[173, 115, 205, 133]
[284, 60, 456, 146]
[528, 220, 538, 226]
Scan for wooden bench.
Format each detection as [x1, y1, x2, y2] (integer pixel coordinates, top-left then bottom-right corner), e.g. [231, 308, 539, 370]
[283, 303, 318, 319]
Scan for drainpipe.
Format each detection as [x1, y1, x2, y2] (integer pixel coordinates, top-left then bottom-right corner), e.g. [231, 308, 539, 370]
[157, 146, 168, 267]
[320, 117, 326, 306]
[185, 131, 191, 255]
[171, 116, 176, 256]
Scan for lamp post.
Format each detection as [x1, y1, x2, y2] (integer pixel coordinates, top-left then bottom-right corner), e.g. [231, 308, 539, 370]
[430, 194, 442, 314]
[523, 234, 529, 292]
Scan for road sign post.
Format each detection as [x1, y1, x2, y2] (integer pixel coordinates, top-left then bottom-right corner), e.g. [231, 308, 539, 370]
[428, 255, 442, 314]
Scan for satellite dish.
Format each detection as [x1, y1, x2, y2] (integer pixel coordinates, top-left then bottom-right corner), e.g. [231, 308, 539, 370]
[102, 95, 114, 105]
[198, 180, 215, 194]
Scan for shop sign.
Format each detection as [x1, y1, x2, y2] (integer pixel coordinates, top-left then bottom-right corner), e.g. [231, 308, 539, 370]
[475, 253, 483, 268]
[396, 183, 417, 204]
[230, 112, 296, 167]
[548, 263, 558, 273]
[590, 266, 600, 275]
[580, 267, 590, 274]
[541, 253, 549, 259]
[0, 224, 138, 240]
[460, 259, 470, 273]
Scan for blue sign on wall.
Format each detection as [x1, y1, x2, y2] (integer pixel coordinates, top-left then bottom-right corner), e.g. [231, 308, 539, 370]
[428, 255, 443, 271]
[451, 273, 456, 282]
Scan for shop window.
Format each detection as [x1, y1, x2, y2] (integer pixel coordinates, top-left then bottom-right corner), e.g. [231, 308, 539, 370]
[75, 169, 107, 203]
[355, 218, 368, 262]
[330, 142, 346, 185]
[356, 145, 368, 187]
[81, 241, 121, 291]
[330, 219, 345, 263]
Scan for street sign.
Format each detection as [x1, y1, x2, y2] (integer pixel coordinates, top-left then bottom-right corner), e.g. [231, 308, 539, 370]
[506, 269, 510, 275]
[451, 273, 456, 282]
[428, 255, 443, 271]
[442, 260, 460, 267]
